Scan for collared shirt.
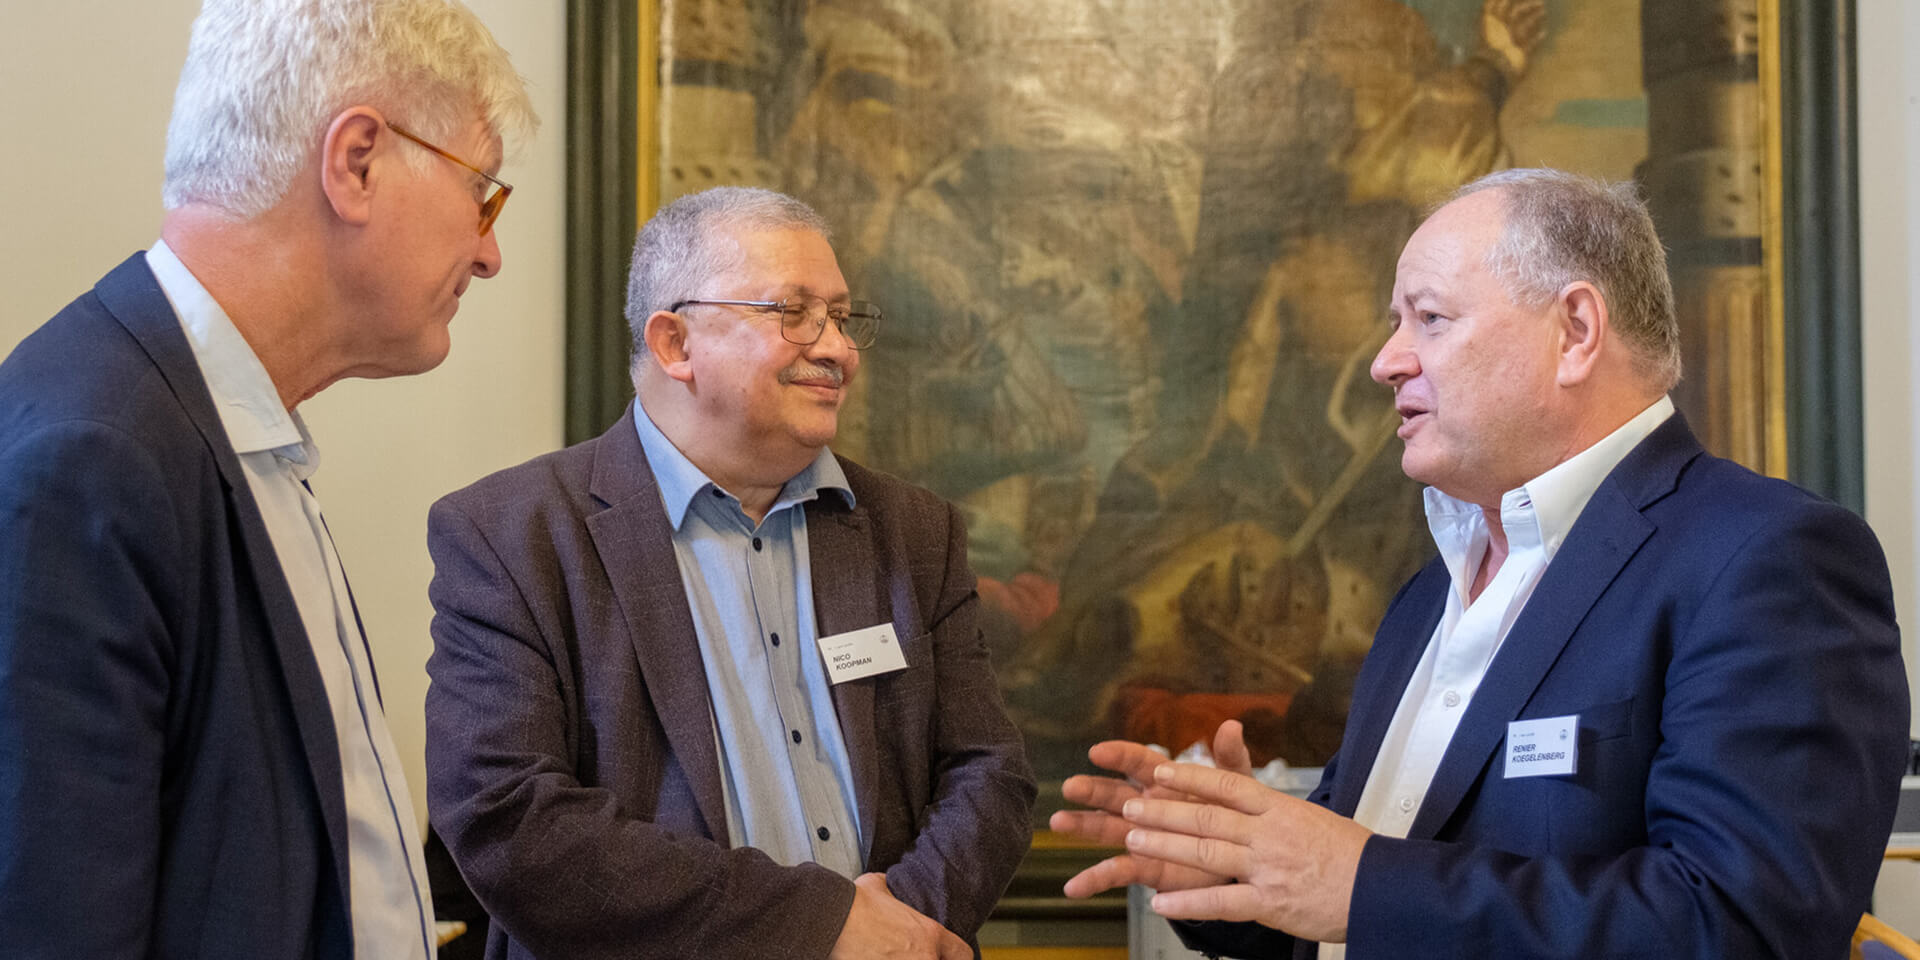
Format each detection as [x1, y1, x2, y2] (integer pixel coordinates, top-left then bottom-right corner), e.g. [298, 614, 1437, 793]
[1322, 396, 1673, 960]
[633, 405, 866, 876]
[147, 241, 434, 960]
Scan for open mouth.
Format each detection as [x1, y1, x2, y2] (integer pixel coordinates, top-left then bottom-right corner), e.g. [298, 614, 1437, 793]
[1395, 405, 1430, 437]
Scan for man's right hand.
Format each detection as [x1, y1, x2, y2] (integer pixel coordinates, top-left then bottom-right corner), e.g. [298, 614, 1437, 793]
[829, 872, 971, 960]
[1049, 720, 1254, 898]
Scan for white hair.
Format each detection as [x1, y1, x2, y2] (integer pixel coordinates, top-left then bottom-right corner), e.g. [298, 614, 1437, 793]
[1452, 168, 1684, 392]
[625, 187, 833, 371]
[163, 0, 537, 218]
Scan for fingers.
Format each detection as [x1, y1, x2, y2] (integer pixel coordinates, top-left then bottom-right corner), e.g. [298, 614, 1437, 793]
[1123, 796, 1254, 846]
[1060, 773, 1144, 814]
[1212, 719, 1253, 778]
[1061, 854, 1145, 899]
[1153, 762, 1280, 816]
[934, 926, 971, 960]
[1125, 826, 1249, 880]
[1148, 882, 1267, 924]
[1086, 739, 1172, 784]
[1049, 809, 1133, 847]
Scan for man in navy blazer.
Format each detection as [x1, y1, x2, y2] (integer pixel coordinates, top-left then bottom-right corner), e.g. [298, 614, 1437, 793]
[0, 2, 534, 957]
[1052, 168, 1909, 958]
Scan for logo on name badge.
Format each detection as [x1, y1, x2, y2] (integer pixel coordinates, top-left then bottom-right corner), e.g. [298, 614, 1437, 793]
[1504, 714, 1578, 778]
[815, 623, 909, 684]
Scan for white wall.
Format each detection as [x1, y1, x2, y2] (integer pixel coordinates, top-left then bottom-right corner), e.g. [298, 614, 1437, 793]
[0, 0, 568, 828]
[1860, 0, 1920, 734]
[1856, 0, 1920, 932]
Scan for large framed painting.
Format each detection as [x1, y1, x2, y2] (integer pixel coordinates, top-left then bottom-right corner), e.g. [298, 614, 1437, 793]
[569, 0, 1857, 793]
[562, 7, 1859, 940]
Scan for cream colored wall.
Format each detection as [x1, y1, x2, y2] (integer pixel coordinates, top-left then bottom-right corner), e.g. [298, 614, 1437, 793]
[0, 0, 568, 827]
[1860, 0, 1920, 734]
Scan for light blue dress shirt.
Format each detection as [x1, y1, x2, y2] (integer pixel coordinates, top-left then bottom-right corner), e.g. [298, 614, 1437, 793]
[634, 406, 867, 876]
[146, 241, 434, 959]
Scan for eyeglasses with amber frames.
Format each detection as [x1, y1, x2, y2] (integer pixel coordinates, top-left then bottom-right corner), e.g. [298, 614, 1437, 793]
[386, 122, 513, 235]
[670, 296, 883, 349]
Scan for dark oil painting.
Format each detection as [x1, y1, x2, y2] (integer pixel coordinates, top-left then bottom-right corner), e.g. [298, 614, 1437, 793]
[646, 0, 1776, 802]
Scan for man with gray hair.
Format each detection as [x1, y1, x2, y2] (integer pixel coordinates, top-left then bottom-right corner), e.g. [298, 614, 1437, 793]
[0, 1, 535, 957]
[423, 186, 1035, 959]
[1053, 168, 1907, 958]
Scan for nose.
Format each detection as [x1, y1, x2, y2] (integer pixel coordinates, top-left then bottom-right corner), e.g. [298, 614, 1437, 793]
[472, 227, 502, 280]
[806, 316, 860, 373]
[1370, 324, 1417, 386]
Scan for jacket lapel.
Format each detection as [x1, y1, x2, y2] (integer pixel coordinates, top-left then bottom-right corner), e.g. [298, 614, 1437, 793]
[1327, 562, 1448, 814]
[95, 253, 353, 906]
[583, 405, 731, 842]
[805, 488, 881, 860]
[1405, 415, 1700, 838]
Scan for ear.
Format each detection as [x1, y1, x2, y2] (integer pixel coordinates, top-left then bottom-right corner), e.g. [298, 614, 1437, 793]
[318, 107, 385, 227]
[1553, 280, 1608, 387]
[641, 309, 697, 384]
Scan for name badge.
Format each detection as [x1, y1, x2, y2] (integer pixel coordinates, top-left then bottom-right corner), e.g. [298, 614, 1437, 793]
[1504, 714, 1578, 778]
[816, 623, 909, 684]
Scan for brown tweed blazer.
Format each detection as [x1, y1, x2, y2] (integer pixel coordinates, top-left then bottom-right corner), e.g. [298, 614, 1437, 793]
[424, 405, 1035, 960]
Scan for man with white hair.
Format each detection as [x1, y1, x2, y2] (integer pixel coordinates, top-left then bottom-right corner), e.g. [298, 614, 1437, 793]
[1052, 168, 1908, 958]
[0, 2, 535, 957]
[424, 186, 1035, 959]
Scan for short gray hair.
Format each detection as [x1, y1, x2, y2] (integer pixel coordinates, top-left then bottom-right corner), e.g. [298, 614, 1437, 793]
[163, 0, 537, 218]
[1454, 168, 1683, 391]
[625, 186, 833, 365]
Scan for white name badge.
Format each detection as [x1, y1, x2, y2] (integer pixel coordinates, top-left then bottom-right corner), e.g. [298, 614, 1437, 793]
[1504, 714, 1578, 778]
[816, 623, 909, 684]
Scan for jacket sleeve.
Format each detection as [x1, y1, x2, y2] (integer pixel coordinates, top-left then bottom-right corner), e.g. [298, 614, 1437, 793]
[423, 497, 857, 960]
[1343, 500, 1907, 959]
[0, 421, 177, 959]
[881, 501, 1038, 938]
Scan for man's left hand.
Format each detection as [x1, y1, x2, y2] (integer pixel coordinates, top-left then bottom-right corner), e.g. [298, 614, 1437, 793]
[1120, 761, 1373, 944]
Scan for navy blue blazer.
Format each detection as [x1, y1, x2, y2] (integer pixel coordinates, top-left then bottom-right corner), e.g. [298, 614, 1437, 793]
[1181, 414, 1909, 959]
[0, 255, 353, 958]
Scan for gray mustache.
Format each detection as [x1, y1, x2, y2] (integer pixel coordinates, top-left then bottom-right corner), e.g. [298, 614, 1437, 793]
[779, 365, 844, 386]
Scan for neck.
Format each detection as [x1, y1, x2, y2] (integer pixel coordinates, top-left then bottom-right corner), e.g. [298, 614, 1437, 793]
[162, 204, 344, 411]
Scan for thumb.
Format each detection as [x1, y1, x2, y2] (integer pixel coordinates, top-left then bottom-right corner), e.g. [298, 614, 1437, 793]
[1213, 719, 1254, 778]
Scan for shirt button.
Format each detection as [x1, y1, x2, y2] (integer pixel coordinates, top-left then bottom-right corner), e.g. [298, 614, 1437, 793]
[752, 537, 763, 551]
[791, 729, 802, 743]
[711, 488, 725, 498]
[817, 826, 831, 841]
[1443, 690, 1461, 708]
[770, 632, 781, 647]
[1398, 796, 1415, 813]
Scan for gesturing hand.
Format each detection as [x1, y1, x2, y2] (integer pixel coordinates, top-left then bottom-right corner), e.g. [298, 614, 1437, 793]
[1121, 760, 1372, 944]
[1049, 720, 1256, 898]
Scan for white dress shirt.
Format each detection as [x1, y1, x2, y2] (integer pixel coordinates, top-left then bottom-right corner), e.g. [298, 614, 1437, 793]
[147, 241, 434, 960]
[1322, 395, 1673, 959]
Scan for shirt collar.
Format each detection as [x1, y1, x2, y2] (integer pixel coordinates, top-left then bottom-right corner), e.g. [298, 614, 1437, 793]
[632, 402, 854, 531]
[145, 240, 316, 471]
[1423, 395, 1675, 587]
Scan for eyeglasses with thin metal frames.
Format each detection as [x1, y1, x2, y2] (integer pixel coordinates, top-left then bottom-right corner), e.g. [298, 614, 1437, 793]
[670, 297, 883, 349]
[386, 122, 513, 235]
